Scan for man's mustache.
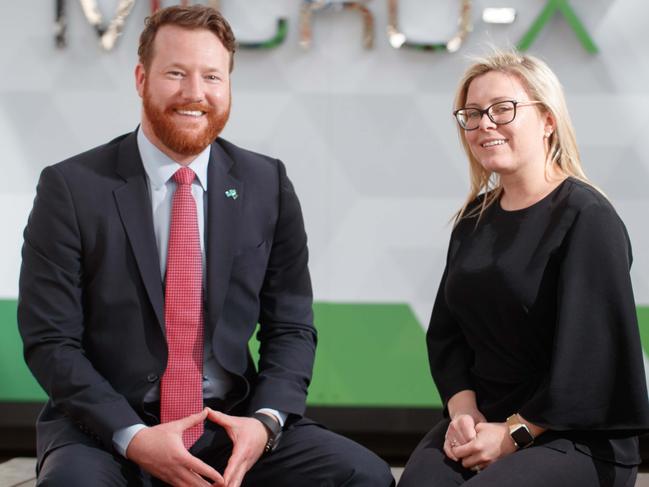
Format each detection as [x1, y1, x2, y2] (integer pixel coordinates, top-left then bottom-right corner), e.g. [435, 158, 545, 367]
[167, 102, 213, 113]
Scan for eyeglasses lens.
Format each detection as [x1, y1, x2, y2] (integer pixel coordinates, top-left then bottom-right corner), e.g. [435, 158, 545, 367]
[456, 101, 517, 130]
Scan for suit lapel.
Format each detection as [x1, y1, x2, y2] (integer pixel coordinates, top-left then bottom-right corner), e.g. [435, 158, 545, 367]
[206, 140, 243, 329]
[113, 132, 165, 331]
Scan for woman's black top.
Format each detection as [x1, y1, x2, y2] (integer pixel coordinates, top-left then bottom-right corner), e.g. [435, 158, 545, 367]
[428, 177, 649, 465]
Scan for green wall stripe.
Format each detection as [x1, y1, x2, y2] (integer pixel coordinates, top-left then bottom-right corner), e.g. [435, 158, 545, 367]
[309, 302, 437, 406]
[637, 307, 649, 355]
[2, 300, 648, 407]
[0, 300, 44, 401]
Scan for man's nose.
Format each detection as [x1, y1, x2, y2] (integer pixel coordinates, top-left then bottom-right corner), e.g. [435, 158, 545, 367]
[181, 73, 204, 101]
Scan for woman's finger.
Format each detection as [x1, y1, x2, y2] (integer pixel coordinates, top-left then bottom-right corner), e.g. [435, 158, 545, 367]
[443, 440, 459, 461]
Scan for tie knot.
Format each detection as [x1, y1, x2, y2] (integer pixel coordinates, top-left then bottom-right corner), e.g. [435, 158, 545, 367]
[173, 167, 196, 186]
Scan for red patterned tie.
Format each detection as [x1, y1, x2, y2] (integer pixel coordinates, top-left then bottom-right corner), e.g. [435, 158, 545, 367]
[160, 167, 204, 449]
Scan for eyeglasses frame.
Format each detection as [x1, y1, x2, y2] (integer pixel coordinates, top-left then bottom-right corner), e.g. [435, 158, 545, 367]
[453, 100, 544, 131]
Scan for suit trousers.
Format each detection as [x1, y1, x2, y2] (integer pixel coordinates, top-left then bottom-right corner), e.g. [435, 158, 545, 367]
[37, 417, 395, 487]
[397, 420, 637, 487]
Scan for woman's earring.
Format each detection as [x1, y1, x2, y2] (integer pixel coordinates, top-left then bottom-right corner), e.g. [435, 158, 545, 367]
[544, 131, 552, 138]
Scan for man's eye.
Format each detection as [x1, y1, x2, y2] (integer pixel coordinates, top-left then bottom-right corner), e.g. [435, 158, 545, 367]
[168, 71, 184, 78]
[205, 74, 220, 81]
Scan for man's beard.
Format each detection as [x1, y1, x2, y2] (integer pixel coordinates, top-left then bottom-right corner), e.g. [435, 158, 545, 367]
[143, 84, 230, 156]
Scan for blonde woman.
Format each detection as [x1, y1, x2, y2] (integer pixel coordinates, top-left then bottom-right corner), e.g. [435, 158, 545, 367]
[398, 50, 649, 486]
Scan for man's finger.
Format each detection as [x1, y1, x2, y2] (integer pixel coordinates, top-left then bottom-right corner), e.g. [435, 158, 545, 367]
[184, 454, 224, 485]
[223, 446, 248, 487]
[175, 466, 212, 487]
[223, 462, 241, 487]
[224, 461, 246, 487]
[175, 408, 209, 432]
[206, 408, 232, 427]
[188, 467, 225, 487]
[223, 450, 243, 480]
[225, 468, 245, 487]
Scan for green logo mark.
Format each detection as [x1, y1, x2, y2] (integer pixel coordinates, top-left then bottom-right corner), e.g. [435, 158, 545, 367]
[518, 0, 598, 53]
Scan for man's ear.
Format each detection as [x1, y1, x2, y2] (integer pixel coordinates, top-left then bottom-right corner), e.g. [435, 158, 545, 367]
[135, 63, 146, 98]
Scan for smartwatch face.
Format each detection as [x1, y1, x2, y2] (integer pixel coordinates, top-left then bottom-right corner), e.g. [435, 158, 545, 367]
[511, 425, 534, 448]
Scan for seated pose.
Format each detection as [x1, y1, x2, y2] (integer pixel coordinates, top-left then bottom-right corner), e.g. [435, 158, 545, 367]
[18, 5, 394, 487]
[398, 50, 649, 487]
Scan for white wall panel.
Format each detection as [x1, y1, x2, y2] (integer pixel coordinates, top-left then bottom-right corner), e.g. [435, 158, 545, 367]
[1, 0, 647, 323]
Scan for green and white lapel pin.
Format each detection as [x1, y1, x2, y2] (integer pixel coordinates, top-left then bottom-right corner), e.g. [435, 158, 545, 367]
[225, 188, 238, 200]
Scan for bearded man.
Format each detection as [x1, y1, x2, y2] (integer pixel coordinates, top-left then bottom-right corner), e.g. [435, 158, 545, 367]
[17, 5, 393, 487]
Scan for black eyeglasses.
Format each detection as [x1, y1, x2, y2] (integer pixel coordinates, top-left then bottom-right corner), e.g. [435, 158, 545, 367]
[453, 100, 543, 131]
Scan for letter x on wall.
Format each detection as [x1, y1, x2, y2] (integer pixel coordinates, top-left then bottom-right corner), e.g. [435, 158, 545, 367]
[518, 0, 598, 53]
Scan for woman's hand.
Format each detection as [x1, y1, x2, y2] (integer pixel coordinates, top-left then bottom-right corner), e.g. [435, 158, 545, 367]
[443, 414, 480, 461]
[452, 422, 517, 471]
[444, 390, 487, 461]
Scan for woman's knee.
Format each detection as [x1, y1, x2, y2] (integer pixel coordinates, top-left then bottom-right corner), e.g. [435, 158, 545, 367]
[399, 421, 465, 487]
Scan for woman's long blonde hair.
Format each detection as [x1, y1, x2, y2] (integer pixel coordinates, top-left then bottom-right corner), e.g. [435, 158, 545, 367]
[453, 48, 590, 224]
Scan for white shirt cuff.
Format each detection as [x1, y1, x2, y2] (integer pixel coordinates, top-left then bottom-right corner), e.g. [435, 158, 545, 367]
[112, 424, 148, 458]
[255, 408, 287, 427]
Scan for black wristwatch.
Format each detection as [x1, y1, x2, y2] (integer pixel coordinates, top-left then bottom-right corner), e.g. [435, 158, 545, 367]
[252, 412, 283, 453]
[506, 414, 534, 449]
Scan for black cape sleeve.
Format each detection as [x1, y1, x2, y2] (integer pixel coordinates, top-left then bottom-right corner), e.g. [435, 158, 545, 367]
[427, 264, 475, 408]
[518, 202, 649, 432]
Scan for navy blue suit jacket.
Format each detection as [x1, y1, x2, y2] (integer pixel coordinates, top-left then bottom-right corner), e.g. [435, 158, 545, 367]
[18, 131, 316, 466]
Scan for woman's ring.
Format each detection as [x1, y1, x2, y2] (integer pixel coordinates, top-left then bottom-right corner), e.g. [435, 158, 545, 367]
[450, 439, 458, 447]
[472, 466, 481, 473]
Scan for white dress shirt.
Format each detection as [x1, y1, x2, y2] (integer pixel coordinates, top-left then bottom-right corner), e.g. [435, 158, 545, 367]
[112, 129, 284, 457]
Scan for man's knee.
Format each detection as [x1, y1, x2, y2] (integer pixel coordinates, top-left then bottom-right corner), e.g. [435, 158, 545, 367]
[37, 443, 133, 487]
[270, 420, 395, 486]
[339, 444, 395, 487]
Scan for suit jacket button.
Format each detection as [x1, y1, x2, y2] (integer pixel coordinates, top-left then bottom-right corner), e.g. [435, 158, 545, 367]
[147, 373, 159, 383]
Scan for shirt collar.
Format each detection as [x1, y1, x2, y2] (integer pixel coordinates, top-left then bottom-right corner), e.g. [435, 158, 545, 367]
[137, 127, 210, 191]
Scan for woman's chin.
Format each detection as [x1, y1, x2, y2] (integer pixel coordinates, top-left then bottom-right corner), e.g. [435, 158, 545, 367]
[479, 158, 515, 176]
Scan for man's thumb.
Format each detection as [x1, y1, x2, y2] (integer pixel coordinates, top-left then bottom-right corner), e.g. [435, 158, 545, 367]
[178, 408, 208, 430]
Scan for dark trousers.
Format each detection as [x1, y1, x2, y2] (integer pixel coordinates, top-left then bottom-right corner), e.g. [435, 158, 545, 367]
[398, 420, 637, 487]
[37, 418, 394, 487]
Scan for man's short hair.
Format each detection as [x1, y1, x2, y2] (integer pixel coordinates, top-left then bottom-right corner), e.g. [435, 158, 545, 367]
[138, 5, 236, 72]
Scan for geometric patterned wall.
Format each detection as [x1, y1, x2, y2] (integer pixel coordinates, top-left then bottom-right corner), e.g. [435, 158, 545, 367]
[1, 0, 647, 320]
[1, 0, 649, 405]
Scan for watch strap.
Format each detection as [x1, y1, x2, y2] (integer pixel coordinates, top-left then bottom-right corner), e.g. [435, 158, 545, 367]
[252, 412, 282, 453]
